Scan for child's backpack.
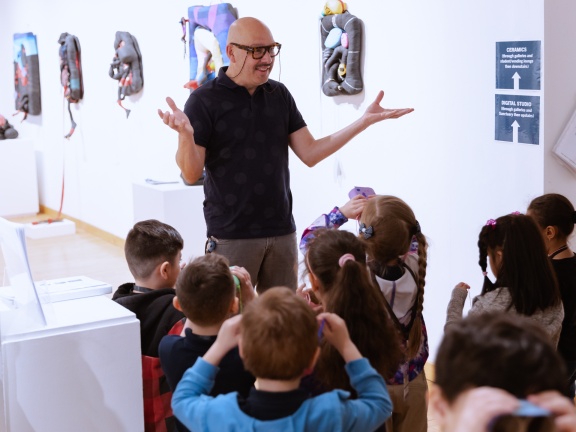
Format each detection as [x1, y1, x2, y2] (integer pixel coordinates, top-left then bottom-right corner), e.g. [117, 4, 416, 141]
[13, 32, 42, 120]
[58, 33, 83, 138]
[109, 31, 143, 118]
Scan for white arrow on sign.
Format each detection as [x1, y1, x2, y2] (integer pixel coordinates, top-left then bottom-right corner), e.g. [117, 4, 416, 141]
[512, 120, 520, 143]
[512, 72, 521, 90]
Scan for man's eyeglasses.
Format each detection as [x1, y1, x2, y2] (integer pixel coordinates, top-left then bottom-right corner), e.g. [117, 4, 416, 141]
[230, 42, 282, 59]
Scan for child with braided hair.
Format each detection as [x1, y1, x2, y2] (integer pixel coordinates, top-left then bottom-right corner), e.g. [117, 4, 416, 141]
[445, 212, 564, 347]
[300, 194, 430, 432]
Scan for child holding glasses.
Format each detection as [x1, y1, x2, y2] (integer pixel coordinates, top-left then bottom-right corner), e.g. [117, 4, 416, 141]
[171, 288, 393, 432]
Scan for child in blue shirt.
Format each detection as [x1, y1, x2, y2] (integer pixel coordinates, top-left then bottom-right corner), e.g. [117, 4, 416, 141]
[171, 287, 392, 432]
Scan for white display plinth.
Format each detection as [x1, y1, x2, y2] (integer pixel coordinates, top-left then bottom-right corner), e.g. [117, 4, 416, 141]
[24, 218, 76, 239]
[0, 139, 39, 217]
[133, 180, 207, 261]
[0, 295, 143, 432]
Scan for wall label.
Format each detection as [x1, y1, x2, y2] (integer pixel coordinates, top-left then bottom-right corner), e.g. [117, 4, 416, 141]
[496, 41, 541, 90]
[495, 94, 540, 145]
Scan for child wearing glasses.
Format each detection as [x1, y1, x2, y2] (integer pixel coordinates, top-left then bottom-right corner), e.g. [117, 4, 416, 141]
[302, 228, 403, 402]
[171, 287, 393, 432]
[300, 194, 430, 432]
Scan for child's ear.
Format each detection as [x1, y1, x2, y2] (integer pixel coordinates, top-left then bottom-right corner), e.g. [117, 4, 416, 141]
[308, 270, 320, 292]
[238, 336, 244, 359]
[301, 347, 321, 377]
[309, 346, 320, 369]
[495, 249, 503, 266]
[429, 384, 449, 428]
[545, 225, 557, 240]
[230, 297, 239, 315]
[159, 261, 170, 280]
[173, 296, 183, 312]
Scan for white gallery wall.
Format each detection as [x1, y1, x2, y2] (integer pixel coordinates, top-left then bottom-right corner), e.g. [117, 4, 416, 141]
[2, 0, 576, 359]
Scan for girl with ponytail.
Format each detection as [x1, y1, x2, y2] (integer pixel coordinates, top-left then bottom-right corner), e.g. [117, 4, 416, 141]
[528, 193, 576, 398]
[300, 194, 430, 432]
[304, 228, 404, 395]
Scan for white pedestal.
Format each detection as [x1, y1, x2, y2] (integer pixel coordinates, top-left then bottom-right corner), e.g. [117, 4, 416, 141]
[0, 139, 39, 217]
[0, 295, 143, 432]
[133, 180, 207, 261]
[24, 218, 76, 239]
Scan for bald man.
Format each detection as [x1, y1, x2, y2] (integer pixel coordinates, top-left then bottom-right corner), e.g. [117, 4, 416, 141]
[159, 17, 413, 292]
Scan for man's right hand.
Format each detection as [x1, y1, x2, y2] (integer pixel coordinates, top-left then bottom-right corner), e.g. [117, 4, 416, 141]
[158, 97, 193, 134]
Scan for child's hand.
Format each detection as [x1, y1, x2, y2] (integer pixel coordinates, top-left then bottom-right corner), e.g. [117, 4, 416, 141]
[528, 391, 576, 432]
[203, 315, 242, 366]
[296, 284, 324, 315]
[231, 266, 257, 305]
[317, 312, 361, 363]
[454, 282, 470, 291]
[340, 195, 369, 220]
[445, 387, 519, 432]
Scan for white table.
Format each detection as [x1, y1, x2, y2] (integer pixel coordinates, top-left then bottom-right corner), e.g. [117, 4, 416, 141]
[0, 295, 143, 432]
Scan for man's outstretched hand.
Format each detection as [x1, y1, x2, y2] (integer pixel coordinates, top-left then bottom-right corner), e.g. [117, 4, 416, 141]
[363, 91, 414, 126]
[158, 97, 193, 134]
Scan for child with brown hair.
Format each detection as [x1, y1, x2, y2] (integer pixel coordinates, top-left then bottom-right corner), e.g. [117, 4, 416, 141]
[300, 194, 430, 432]
[171, 287, 393, 431]
[158, 253, 256, 431]
[432, 312, 576, 432]
[303, 228, 404, 395]
[113, 219, 185, 432]
[528, 193, 576, 398]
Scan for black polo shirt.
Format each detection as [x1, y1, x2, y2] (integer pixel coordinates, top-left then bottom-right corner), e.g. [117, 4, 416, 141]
[184, 67, 307, 239]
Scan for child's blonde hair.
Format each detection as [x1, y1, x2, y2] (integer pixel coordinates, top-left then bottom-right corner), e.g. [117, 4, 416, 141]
[359, 195, 427, 358]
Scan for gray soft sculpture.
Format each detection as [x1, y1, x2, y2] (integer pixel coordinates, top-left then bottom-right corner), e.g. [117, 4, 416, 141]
[0, 115, 18, 140]
[109, 31, 143, 118]
[320, 11, 363, 97]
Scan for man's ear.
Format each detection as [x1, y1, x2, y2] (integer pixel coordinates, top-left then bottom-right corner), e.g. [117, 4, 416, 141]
[226, 44, 235, 62]
[173, 296, 183, 312]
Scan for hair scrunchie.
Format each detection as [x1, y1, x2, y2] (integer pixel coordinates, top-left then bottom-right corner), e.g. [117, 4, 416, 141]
[338, 253, 355, 267]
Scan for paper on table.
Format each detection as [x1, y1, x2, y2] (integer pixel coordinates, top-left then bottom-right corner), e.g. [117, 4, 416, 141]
[0, 217, 47, 335]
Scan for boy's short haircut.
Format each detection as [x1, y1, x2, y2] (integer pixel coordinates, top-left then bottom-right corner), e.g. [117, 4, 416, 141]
[124, 219, 184, 280]
[241, 287, 318, 380]
[175, 253, 235, 326]
[436, 312, 566, 403]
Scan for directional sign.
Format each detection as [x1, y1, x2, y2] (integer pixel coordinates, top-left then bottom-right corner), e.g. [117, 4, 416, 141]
[496, 41, 541, 90]
[495, 95, 540, 145]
